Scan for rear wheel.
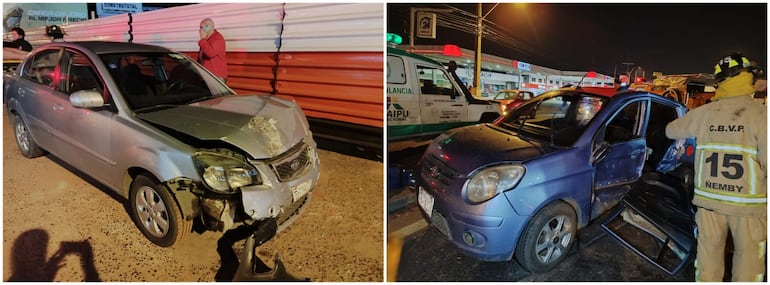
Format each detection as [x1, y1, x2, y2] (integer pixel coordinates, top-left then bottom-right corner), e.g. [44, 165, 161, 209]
[515, 201, 577, 273]
[11, 113, 44, 158]
[128, 174, 191, 247]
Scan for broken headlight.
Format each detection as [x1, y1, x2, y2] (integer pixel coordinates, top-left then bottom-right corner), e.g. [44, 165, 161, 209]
[193, 151, 262, 194]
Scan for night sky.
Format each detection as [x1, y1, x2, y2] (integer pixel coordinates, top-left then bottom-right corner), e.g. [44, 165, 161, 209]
[387, 3, 768, 77]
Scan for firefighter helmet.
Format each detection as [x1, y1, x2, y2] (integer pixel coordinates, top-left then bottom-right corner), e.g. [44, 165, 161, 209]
[714, 53, 757, 82]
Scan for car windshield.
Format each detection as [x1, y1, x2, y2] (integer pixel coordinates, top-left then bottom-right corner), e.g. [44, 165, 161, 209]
[494, 91, 515, 100]
[496, 90, 607, 146]
[100, 52, 235, 112]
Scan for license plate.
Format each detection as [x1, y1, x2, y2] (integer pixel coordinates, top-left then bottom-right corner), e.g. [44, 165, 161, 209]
[418, 186, 434, 217]
[291, 180, 312, 201]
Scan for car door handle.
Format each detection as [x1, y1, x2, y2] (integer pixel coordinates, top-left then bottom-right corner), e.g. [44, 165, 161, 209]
[53, 104, 64, 111]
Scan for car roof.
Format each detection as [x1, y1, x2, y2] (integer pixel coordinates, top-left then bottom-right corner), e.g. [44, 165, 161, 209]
[561, 86, 628, 97]
[38, 41, 174, 55]
[387, 46, 444, 66]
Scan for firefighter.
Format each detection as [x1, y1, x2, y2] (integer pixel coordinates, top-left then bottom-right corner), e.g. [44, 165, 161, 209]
[666, 53, 766, 282]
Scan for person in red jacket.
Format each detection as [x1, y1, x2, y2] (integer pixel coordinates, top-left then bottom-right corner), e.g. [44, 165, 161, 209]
[198, 18, 228, 83]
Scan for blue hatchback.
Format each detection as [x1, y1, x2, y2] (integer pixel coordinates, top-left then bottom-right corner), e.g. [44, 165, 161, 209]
[415, 86, 695, 273]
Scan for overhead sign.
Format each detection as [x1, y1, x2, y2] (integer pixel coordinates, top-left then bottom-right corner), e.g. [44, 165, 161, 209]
[96, 3, 143, 18]
[415, 12, 436, 39]
[512, 60, 531, 71]
[3, 3, 88, 33]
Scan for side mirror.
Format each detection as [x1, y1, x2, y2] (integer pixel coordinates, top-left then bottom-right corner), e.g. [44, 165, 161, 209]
[447, 61, 458, 72]
[70, 90, 105, 108]
[592, 141, 612, 163]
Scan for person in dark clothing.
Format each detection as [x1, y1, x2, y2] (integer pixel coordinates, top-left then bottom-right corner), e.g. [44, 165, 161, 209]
[6, 27, 32, 51]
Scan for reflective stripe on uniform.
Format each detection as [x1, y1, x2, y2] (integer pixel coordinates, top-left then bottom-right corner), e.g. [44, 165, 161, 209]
[695, 143, 763, 203]
[699, 144, 758, 155]
[759, 241, 766, 259]
[694, 188, 767, 204]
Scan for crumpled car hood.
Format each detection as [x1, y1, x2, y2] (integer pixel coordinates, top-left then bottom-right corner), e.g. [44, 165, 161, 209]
[429, 124, 562, 174]
[137, 95, 307, 159]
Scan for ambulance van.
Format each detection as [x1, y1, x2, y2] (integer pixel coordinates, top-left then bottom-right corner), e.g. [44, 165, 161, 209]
[387, 46, 501, 141]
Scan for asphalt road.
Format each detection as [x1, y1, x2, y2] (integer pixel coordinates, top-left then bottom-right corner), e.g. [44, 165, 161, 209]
[3, 110, 384, 282]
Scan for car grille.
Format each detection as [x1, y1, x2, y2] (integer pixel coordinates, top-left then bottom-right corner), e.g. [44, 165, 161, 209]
[421, 154, 458, 187]
[267, 142, 313, 182]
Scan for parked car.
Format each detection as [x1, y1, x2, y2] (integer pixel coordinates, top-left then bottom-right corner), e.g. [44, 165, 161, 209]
[414, 86, 696, 273]
[4, 41, 321, 247]
[489, 89, 535, 115]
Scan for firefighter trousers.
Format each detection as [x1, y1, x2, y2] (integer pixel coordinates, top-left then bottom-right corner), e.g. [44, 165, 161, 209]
[695, 208, 767, 282]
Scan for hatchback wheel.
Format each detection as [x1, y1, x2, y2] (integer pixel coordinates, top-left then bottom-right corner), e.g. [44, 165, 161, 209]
[515, 201, 576, 273]
[11, 113, 44, 158]
[128, 174, 191, 247]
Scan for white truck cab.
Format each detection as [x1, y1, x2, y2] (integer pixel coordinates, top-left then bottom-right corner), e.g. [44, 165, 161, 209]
[387, 46, 501, 141]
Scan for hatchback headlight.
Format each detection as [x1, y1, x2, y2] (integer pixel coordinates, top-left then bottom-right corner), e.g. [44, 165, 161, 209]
[193, 151, 262, 194]
[465, 164, 525, 203]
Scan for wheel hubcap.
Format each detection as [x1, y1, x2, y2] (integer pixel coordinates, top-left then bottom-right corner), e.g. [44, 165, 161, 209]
[15, 121, 30, 152]
[535, 215, 573, 264]
[135, 186, 170, 238]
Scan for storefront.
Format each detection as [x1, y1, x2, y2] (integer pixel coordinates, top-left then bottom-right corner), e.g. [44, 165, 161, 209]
[454, 67, 519, 98]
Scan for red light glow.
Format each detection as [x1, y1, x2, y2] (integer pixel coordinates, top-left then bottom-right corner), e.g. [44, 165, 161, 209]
[442, 44, 462, 57]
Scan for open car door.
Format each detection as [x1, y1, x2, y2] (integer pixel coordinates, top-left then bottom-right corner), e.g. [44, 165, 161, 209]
[600, 152, 696, 275]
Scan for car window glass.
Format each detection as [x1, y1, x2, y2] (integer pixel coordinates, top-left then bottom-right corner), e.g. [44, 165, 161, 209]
[499, 92, 606, 146]
[22, 49, 59, 87]
[605, 101, 644, 143]
[386, 55, 406, 84]
[62, 50, 106, 99]
[101, 52, 229, 111]
[416, 65, 455, 96]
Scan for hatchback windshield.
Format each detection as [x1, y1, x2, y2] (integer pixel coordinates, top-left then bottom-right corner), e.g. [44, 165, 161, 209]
[496, 90, 607, 146]
[100, 52, 234, 112]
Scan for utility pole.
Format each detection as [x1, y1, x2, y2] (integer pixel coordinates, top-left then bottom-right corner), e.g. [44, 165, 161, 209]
[473, 3, 499, 97]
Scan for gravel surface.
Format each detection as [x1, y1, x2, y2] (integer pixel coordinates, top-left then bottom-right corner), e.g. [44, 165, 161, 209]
[2, 111, 384, 282]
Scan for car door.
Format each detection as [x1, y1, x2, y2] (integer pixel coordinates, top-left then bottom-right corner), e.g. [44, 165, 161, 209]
[52, 49, 116, 183]
[593, 100, 647, 188]
[417, 64, 468, 127]
[599, 98, 697, 276]
[15, 48, 66, 154]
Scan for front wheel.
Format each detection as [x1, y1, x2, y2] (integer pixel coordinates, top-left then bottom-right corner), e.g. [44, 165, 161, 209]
[128, 174, 191, 247]
[514, 201, 577, 273]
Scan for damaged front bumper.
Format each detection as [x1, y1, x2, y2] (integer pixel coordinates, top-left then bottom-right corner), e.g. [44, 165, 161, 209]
[177, 141, 321, 234]
[232, 218, 309, 281]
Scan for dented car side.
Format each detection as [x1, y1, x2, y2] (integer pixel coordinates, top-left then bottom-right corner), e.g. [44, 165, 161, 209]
[4, 41, 320, 247]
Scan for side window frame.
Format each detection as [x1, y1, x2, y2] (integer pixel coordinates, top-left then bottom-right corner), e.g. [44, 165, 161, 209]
[386, 55, 407, 84]
[415, 64, 455, 96]
[60, 49, 107, 98]
[597, 99, 648, 145]
[21, 48, 62, 88]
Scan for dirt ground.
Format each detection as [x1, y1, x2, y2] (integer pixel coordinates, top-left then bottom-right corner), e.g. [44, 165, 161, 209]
[2, 111, 384, 282]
